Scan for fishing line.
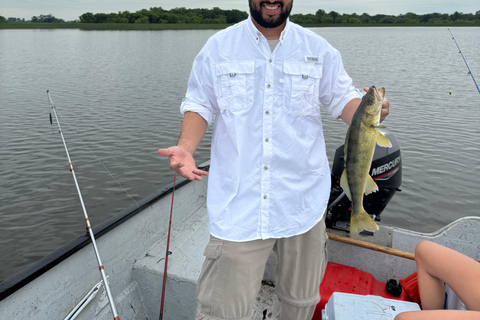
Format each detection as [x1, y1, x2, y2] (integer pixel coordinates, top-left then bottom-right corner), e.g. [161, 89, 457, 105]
[53, 105, 139, 209]
[159, 172, 177, 320]
[47, 90, 120, 320]
[448, 28, 480, 95]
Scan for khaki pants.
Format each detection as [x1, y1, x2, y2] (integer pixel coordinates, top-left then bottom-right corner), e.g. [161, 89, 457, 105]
[196, 217, 328, 320]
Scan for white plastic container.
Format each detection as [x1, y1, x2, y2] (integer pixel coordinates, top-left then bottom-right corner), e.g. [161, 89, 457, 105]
[322, 292, 421, 320]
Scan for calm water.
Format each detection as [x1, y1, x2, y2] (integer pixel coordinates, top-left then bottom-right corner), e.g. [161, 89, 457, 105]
[0, 27, 479, 282]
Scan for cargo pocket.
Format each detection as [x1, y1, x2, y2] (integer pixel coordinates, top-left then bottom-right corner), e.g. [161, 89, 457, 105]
[215, 60, 255, 112]
[197, 236, 225, 310]
[203, 236, 224, 260]
[282, 61, 322, 116]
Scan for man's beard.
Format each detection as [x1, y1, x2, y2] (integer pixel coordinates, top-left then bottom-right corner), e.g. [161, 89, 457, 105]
[249, 1, 293, 28]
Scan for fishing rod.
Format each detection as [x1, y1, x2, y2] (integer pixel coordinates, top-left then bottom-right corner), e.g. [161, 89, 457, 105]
[159, 172, 177, 320]
[47, 90, 120, 320]
[448, 28, 480, 95]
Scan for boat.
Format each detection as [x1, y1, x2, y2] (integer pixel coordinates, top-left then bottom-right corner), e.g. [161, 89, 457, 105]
[1, 144, 478, 319]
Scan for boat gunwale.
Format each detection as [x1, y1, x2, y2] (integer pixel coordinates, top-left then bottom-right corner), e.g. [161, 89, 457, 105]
[0, 165, 207, 301]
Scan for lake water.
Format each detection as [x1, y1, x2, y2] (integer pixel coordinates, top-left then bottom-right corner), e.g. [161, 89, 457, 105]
[0, 26, 479, 282]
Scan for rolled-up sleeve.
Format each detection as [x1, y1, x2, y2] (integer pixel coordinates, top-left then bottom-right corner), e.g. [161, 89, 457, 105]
[180, 47, 218, 126]
[319, 48, 362, 119]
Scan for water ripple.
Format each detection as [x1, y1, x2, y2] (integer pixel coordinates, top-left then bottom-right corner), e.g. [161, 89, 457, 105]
[1, 27, 479, 282]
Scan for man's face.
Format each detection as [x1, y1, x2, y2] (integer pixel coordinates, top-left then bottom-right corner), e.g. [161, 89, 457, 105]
[249, 0, 293, 28]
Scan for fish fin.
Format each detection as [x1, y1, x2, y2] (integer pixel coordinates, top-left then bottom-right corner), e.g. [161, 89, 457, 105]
[340, 169, 352, 200]
[376, 132, 392, 148]
[350, 209, 379, 234]
[364, 175, 378, 195]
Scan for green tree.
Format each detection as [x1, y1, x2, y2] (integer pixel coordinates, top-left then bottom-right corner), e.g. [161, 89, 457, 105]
[75, 7, 479, 26]
[224, 9, 248, 23]
[7, 17, 22, 22]
[372, 14, 386, 23]
[315, 9, 326, 23]
[419, 13, 439, 23]
[328, 11, 339, 23]
[31, 14, 64, 23]
[335, 16, 345, 24]
[79, 12, 95, 23]
[348, 17, 362, 24]
[397, 12, 419, 25]
[114, 17, 129, 23]
[321, 16, 333, 24]
[0, 16, 6, 23]
[291, 13, 318, 24]
[160, 12, 179, 23]
[379, 15, 397, 24]
[93, 13, 109, 23]
[451, 11, 463, 21]
[359, 13, 372, 24]
[135, 16, 150, 24]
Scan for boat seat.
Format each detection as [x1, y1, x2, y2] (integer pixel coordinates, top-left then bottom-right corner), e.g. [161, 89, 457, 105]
[132, 194, 278, 320]
[132, 200, 209, 319]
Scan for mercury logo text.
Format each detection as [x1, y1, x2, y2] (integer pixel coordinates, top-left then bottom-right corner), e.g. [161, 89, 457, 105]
[371, 156, 401, 176]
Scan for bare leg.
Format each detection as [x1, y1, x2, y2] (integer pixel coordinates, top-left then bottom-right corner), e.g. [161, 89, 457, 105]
[395, 310, 480, 320]
[394, 241, 480, 320]
[414, 241, 480, 311]
[415, 241, 448, 309]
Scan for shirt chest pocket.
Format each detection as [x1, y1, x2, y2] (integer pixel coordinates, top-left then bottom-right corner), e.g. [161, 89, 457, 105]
[215, 61, 255, 112]
[282, 62, 322, 116]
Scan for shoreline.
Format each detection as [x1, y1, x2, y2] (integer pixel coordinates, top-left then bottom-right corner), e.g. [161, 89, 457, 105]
[0, 23, 232, 30]
[1, 22, 478, 30]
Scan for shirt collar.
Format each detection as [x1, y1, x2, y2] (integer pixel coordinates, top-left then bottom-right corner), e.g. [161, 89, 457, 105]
[247, 16, 291, 45]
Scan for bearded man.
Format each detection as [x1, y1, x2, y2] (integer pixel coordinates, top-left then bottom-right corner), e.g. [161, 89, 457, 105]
[158, 1, 389, 319]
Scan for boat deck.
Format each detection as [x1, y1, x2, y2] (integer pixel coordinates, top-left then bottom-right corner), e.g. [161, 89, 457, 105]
[133, 195, 278, 319]
[1, 170, 479, 319]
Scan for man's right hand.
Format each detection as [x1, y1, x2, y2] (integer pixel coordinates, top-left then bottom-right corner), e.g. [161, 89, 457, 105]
[158, 146, 208, 181]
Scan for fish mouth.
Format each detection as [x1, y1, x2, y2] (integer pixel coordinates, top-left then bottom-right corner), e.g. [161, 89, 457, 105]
[368, 86, 385, 102]
[376, 87, 385, 100]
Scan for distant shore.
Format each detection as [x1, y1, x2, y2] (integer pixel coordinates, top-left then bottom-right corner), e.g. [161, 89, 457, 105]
[0, 23, 231, 30]
[1, 22, 478, 30]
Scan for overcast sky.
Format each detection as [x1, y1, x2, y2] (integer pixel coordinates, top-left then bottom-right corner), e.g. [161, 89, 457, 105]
[1, 0, 478, 21]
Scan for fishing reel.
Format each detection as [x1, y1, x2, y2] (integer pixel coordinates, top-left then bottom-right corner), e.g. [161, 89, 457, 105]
[326, 132, 402, 232]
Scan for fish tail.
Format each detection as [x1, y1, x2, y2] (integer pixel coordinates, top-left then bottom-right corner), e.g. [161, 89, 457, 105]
[350, 208, 379, 234]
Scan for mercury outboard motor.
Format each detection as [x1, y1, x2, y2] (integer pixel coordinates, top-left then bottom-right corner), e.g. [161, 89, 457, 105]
[326, 132, 402, 232]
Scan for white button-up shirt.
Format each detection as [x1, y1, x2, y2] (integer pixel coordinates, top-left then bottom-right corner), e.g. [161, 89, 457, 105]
[181, 17, 360, 241]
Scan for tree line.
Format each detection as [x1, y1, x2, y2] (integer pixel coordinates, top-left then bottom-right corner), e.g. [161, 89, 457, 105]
[78, 7, 247, 24]
[293, 9, 480, 25]
[1, 7, 479, 26]
[0, 14, 64, 23]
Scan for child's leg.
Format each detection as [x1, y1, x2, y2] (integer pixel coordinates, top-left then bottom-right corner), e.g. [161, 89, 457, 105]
[415, 241, 480, 311]
[395, 310, 480, 320]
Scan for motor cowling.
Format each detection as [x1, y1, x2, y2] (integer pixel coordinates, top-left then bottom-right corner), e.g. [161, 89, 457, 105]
[327, 132, 402, 231]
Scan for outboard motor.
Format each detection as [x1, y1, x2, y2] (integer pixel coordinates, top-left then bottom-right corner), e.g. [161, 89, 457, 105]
[326, 132, 402, 232]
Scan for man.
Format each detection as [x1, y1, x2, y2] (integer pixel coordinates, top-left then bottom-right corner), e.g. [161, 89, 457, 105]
[158, 1, 389, 319]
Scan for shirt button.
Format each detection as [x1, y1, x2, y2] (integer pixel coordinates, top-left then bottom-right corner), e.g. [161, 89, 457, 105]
[269, 59, 273, 63]
[265, 138, 269, 142]
[263, 195, 268, 199]
[265, 111, 270, 115]
[264, 166, 268, 170]
[267, 84, 271, 88]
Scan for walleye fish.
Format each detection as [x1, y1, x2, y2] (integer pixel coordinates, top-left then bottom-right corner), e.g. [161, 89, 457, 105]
[340, 86, 392, 234]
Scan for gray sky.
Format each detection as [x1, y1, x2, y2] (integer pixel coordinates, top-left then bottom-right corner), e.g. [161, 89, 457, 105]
[1, 0, 478, 21]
